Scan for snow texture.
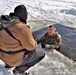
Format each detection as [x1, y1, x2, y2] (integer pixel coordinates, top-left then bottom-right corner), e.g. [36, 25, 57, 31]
[0, 0, 76, 75]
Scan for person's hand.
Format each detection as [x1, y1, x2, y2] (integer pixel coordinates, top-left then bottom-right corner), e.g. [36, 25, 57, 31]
[45, 44, 51, 48]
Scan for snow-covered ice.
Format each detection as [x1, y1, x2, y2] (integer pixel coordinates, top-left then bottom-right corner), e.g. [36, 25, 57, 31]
[0, 0, 76, 75]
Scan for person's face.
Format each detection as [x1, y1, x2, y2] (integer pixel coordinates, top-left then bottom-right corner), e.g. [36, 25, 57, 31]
[48, 26, 56, 35]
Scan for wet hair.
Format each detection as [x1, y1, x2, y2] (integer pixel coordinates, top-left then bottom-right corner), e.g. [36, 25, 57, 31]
[48, 24, 56, 32]
[48, 25, 55, 28]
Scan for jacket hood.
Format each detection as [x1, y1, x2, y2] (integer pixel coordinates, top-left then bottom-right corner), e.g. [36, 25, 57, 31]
[14, 5, 27, 21]
[0, 15, 20, 28]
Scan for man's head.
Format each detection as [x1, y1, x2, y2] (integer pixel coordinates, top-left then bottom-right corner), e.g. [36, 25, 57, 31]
[14, 5, 27, 23]
[48, 25, 56, 35]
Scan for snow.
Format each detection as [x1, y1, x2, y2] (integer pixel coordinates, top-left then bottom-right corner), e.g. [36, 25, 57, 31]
[0, 0, 76, 75]
[0, 0, 76, 30]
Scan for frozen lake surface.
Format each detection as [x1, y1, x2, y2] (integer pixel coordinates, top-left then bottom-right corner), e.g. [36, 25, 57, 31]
[0, 0, 76, 75]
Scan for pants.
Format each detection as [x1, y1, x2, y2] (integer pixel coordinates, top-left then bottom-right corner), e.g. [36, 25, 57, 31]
[14, 49, 45, 73]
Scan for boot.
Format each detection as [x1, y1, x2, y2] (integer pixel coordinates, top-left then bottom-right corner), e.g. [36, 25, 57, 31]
[5, 64, 12, 68]
[13, 69, 29, 75]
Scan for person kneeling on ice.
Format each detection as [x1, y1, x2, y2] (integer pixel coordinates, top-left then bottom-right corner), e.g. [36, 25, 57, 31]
[37, 25, 62, 51]
[0, 5, 45, 75]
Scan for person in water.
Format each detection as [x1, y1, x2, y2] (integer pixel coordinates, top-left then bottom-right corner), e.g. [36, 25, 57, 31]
[37, 25, 62, 51]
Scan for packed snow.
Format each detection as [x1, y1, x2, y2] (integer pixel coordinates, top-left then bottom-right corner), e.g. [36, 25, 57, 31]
[0, 0, 76, 75]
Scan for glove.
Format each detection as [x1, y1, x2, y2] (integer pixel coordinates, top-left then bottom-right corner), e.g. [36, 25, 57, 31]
[45, 44, 55, 49]
[45, 44, 51, 49]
